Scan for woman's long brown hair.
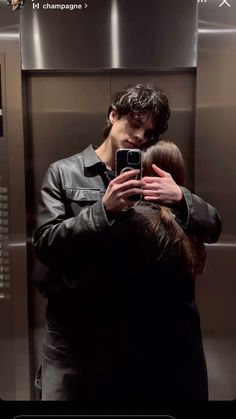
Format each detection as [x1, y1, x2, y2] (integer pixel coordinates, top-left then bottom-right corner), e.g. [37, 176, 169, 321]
[142, 139, 186, 185]
[141, 140, 206, 277]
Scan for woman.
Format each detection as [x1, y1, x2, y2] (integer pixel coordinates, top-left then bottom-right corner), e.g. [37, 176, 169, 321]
[103, 139, 208, 401]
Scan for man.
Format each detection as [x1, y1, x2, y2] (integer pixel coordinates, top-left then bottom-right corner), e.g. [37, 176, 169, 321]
[33, 84, 221, 400]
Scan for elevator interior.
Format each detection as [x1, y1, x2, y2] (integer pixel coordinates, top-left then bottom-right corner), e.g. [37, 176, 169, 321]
[0, 0, 236, 400]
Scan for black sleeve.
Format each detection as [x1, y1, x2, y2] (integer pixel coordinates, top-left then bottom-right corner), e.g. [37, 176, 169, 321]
[172, 187, 222, 243]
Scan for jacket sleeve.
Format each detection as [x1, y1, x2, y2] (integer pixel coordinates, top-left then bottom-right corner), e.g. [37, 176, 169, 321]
[173, 187, 222, 244]
[33, 164, 111, 268]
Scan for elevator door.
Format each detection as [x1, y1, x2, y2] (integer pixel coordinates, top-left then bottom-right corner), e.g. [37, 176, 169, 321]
[25, 71, 195, 397]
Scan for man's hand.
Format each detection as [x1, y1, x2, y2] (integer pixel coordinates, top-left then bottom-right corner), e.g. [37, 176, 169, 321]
[103, 169, 144, 214]
[142, 164, 183, 204]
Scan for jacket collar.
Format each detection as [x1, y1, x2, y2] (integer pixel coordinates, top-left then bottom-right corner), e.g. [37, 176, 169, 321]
[82, 144, 104, 168]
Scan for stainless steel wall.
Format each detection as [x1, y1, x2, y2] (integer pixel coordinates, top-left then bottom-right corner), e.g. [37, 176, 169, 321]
[0, 1, 30, 400]
[20, 0, 197, 70]
[195, 0, 236, 400]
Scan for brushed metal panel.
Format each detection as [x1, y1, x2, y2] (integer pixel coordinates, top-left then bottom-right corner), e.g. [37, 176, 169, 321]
[27, 74, 110, 213]
[0, 52, 14, 401]
[196, 0, 236, 241]
[197, 245, 236, 337]
[20, 0, 197, 70]
[111, 72, 196, 190]
[196, 244, 236, 400]
[196, 0, 236, 400]
[0, 2, 30, 400]
[204, 337, 236, 400]
[26, 73, 111, 383]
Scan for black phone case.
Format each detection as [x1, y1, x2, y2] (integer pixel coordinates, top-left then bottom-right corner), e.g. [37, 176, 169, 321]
[115, 149, 142, 201]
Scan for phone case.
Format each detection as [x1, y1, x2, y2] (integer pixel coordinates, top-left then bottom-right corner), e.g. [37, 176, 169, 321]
[115, 149, 142, 201]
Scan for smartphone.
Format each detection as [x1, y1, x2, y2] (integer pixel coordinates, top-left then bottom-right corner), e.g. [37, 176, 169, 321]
[115, 148, 142, 201]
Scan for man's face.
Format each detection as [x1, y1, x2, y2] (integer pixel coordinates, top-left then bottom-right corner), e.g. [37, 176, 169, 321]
[109, 111, 157, 150]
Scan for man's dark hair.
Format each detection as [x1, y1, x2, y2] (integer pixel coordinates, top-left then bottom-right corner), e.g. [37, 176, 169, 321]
[103, 83, 170, 140]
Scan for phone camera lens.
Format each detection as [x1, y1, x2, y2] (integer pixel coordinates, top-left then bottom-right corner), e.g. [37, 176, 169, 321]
[128, 151, 140, 165]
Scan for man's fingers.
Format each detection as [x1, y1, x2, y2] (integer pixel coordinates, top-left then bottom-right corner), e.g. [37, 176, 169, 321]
[114, 169, 140, 184]
[122, 188, 144, 198]
[142, 185, 160, 191]
[117, 179, 144, 191]
[108, 179, 143, 194]
[142, 176, 161, 184]
[151, 164, 169, 177]
[143, 190, 160, 197]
